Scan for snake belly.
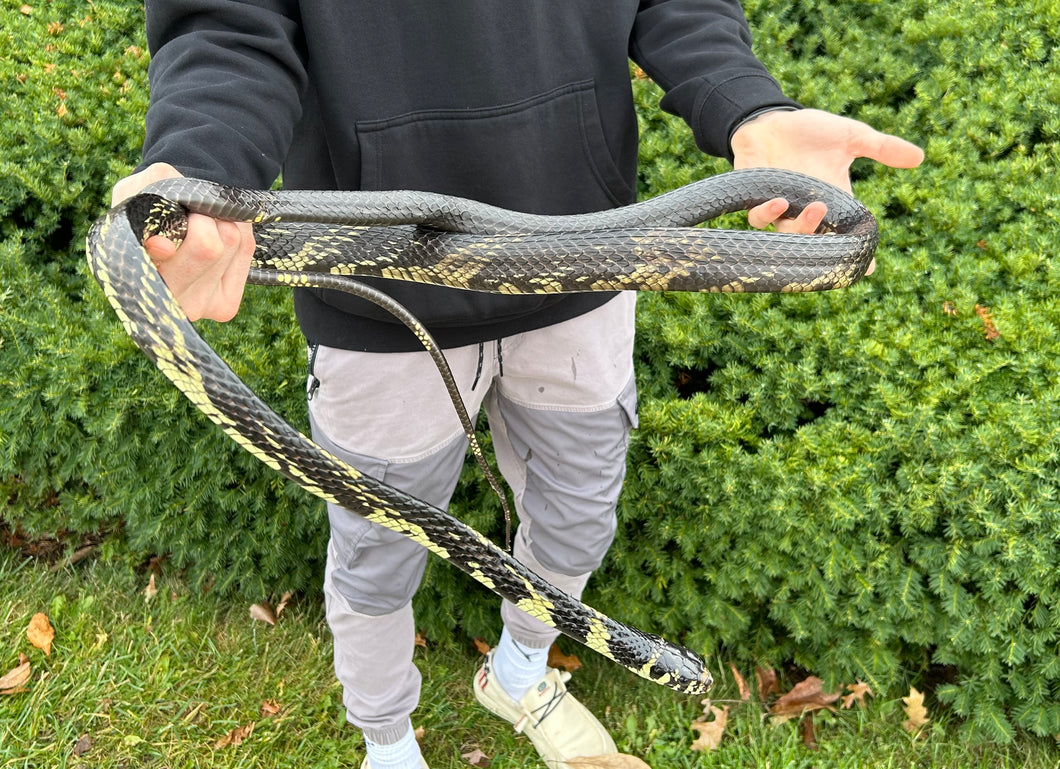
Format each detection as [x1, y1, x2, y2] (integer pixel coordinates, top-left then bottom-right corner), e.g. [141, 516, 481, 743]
[86, 168, 879, 696]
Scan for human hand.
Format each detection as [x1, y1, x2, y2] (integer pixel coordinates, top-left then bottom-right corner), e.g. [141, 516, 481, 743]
[730, 108, 924, 274]
[110, 162, 255, 322]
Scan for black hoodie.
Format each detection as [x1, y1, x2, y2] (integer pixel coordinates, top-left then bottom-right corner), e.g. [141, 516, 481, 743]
[141, 0, 799, 351]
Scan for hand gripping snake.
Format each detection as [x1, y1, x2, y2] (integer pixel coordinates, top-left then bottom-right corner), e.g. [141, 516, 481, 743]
[86, 168, 878, 696]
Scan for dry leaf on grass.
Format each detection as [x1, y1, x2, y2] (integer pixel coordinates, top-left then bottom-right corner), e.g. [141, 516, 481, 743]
[249, 602, 277, 625]
[260, 699, 282, 717]
[548, 643, 582, 673]
[729, 663, 750, 701]
[769, 677, 841, 724]
[841, 680, 873, 709]
[142, 573, 157, 602]
[461, 747, 491, 767]
[902, 687, 930, 734]
[213, 722, 255, 749]
[800, 713, 819, 750]
[274, 591, 293, 618]
[756, 666, 779, 701]
[27, 613, 54, 655]
[690, 706, 728, 752]
[567, 754, 653, 768]
[0, 654, 31, 695]
[73, 734, 92, 757]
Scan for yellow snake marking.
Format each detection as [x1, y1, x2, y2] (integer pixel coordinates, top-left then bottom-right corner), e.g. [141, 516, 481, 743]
[584, 615, 614, 657]
[504, 562, 558, 625]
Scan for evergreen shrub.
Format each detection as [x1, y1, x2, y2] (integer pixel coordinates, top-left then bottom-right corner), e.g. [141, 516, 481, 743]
[0, 0, 327, 596]
[2, 0, 1059, 741]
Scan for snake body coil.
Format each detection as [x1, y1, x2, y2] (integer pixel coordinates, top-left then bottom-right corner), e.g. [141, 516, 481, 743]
[86, 168, 878, 696]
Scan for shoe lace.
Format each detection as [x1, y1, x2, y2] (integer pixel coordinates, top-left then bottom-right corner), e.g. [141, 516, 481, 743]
[526, 672, 571, 728]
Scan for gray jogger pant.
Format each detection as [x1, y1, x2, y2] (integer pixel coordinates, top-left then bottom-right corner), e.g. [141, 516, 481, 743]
[307, 292, 638, 743]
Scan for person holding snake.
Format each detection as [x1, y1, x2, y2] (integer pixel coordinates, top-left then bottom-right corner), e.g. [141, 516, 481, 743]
[108, 2, 923, 767]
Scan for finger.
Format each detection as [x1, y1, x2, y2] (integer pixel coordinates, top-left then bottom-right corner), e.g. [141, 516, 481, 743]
[144, 235, 178, 264]
[850, 124, 925, 169]
[213, 223, 255, 323]
[773, 201, 828, 234]
[185, 219, 254, 323]
[150, 214, 253, 322]
[747, 197, 790, 230]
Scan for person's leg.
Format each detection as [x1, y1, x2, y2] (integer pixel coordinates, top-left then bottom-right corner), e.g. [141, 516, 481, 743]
[473, 293, 638, 765]
[308, 342, 492, 767]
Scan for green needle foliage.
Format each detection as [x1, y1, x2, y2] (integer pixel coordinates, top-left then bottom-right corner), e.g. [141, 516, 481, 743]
[2, 0, 1060, 742]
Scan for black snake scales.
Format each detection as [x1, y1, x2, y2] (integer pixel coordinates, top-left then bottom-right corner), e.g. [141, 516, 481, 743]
[86, 168, 878, 696]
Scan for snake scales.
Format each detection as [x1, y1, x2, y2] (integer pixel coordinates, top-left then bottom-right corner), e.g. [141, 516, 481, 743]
[86, 168, 877, 696]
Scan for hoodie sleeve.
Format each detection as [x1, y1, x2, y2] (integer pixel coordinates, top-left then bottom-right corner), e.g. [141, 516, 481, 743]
[139, 0, 308, 188]
[630, 0, 800, 161]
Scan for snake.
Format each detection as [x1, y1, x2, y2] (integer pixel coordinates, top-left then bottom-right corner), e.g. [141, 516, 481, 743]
[85, 167, 878, 696]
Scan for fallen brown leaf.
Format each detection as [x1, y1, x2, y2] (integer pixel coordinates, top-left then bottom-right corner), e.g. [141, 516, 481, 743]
[729, 663, 750, 701]
[548, 643, 582, 673]
[800, 713, 818, 750]
[72, 734, 92, 757]
[260, 699, 282, 717]
[770, 676, 840, 724]
[27, 613, 54, 655]
[841, 680, 873, 709]
[690, 705, 728, 752]
[461, 747, 491, 767]
[756, 665, 779, 701]
[0, 654, 31, 695]
[275, 591, 293, 618]
[249, 602, 276, 626]
[902, 687, 930, 734]
[142, 573, 157, 602]
[567, 754, 653, 768]
[472, 638, 491, 656]
[213, 722, 255, 749]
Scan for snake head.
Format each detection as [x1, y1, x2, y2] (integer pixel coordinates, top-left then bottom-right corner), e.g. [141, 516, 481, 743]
[122, 193, 190, 250]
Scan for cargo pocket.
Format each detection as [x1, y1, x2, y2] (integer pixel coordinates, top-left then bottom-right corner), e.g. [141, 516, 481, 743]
[617, 373, 639, 440]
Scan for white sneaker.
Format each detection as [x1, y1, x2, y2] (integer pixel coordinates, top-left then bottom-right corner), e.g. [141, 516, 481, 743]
[359, 757, 429, 769]
[473, 649, 616, 767]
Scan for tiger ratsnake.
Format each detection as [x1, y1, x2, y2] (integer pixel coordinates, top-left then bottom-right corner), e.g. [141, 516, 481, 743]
[85, 167, 878, 696]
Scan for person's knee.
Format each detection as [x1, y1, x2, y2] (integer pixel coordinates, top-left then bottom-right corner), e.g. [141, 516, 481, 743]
[526, 510, 618, 575]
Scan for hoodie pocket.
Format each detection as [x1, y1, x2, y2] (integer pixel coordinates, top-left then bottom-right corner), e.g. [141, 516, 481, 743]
[356, 79, 634, 214]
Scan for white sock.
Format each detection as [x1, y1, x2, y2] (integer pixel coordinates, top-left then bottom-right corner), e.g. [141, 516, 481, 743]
[492, 625, 550, 702]
[364, 720, 421, 769]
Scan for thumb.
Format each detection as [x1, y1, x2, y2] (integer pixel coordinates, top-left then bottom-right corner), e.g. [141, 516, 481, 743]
[111, 162, 184, 207]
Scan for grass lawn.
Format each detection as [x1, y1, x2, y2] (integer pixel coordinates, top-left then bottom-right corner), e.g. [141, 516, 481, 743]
[2, 549, 1058, 768]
